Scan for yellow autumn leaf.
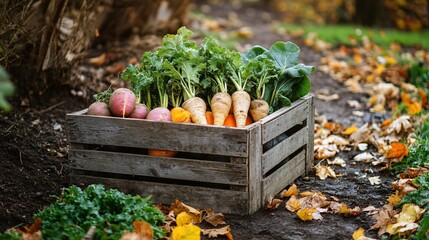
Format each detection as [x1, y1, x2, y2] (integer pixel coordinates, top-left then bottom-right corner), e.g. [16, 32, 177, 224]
[352, 227, 365, 240]
[387, 191, 402, 206]
[285, 195, 301, 212]
[339, 203, 361, 216]
[177, 212, 193, 226]
[386, 203, 424, 235]
[385, 56, 397, 65]
[172, 224, 201, 240]
[401, 92, 412, 106]
[280, 184, 300, 198]
[407, 101, 422, 115]
[385, 142, 408, 159]
[297, 208, 316, 221]
[343, 125, 358, 135]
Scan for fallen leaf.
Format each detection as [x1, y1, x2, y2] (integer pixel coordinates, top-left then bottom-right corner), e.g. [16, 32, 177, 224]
[399, 167, 429, 179]
[285, 195, 301, 212]
[88, 53, 106, 66]
[353, 152, 374, 162]
[349, 123, 370, 143]
[392, 179, 418, 196]
[418, 88, 427, 107]
[343, 125, 358, 135]
[315, 165, 337, 180]
[265, 194, 283, 210]
[203, 209, 225, 226]
[236, 27, 253, 38]
[280, 184, 300, 198]
[299, 192, 330, 209]
[362, 206, 379, 215]
[120, 221, 153, 240]
[170, 200, 202, 223]
[176, 212, 193, 226]
[380, 119, 392, 128]
[321, 135, 350, 146]
[327, 157, 346, 167]
[352, 228, 365, 240]
[386, 204, 424, 235]
[371, 204, 397, 236]
[339, 203, 361, 216]
[408, 101, 422, 115]
[314, 144, 339, 159]
[385, 142, 408, 160]
[316, 93, 340, 101]
[358, 143, 368, 151]
[387, 191, 402, 206]
[297, 208, 316, 221]
[387, 115, 412, 135]
[172, 223, 201, 240]
[368, 176, 381, 185]
[347, 100, 362, 109]
[201, 225, 232, 239]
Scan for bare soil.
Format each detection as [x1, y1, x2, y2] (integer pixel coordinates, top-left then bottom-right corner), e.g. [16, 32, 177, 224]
[0, 1, 396, 239]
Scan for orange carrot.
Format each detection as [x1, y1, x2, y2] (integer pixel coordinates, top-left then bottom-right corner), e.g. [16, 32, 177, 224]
[148, 149, 177, 157]
[232, 90, 251, 127]
[205, 111, 214, 125]
[249, 99, 269, 122]
[246, 114, 253, 125]
[182, 97, 207, 124]
[171, 107, 191, 123]
[223, 114, 237, 127]
[211, 92, 232, 126]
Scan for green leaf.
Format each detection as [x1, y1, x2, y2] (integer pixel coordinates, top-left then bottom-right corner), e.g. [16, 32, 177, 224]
[266, 41, 300, 71]
[290, 76, 311, 101]
[0, 66, 15, 112]
[242, 45, 267, 63]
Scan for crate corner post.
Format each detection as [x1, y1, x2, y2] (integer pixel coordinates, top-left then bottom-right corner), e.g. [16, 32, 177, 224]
[305, 94, 315, 175]
[247, 123, 263, 214]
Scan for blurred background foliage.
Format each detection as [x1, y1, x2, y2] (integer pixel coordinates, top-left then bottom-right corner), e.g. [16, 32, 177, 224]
[268, 0, 429, 31]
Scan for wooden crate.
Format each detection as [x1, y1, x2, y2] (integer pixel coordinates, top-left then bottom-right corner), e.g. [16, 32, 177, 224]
[66, 95, 314, 215]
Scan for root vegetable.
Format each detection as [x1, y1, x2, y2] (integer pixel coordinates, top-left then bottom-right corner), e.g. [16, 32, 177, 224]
[249, 99, 269, 121]
[211, 92, 232, 126]
[129, 103, 149, 119]
[232, 90, 251, 127]
[146, 107, 172, 122]
[171, 107, 191, 123]
[205, 111, 214, 125]
[223, 114, 236, 127]
[109, 88, 136, 117]
[182, 97, 207, 124]
[87, 102, 111, 116]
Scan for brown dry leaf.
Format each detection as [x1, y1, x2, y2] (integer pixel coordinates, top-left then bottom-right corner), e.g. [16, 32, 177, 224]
[392, 179, 418, 196]
[387, 115, 412, 135]
[88, 53, 106, 66]
[387, 191, 402, 206]
[201, 225, 233, 239]
[297, 208, 317, 221]
[399, 167, 429, 179]
[385, 142, 408, 160]
[235, 27, 253, 38]
[299, 192, 330, 209]
[321, 135, 350, 147]
[314, 144, 339, 159]
[170, 200, 202, 223]
[21, 231, 42, 240]
[203, 209, 225, 226]
[343, 125, 359, 135]
[315, 165, 337, 180]
[386, 203, 424, 235]
[265, 194, 283, 210]
[327, 157, 346, 167]
[349, 123, 370, 143]
[370, 204, 397, 236]
[285, 195, 301, 212]
[280, 184, 299, 198]
[362, 206, 379, 215]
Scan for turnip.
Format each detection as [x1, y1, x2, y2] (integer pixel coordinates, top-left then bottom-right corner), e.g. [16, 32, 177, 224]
[87, 102, 111, 116]
[146, 107, 171, 122]
[109, 88, 136, 117]
[129, 103, 149, 119]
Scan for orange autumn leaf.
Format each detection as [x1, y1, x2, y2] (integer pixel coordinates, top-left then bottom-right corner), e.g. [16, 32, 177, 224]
[323, 122, 336, 131]
[132, 220, 153, 239]
[280, 184, 300, 198]
[407, 101, 422, 115]
[401, 92, 412, 106]
[385, 142, 408, 159]
[339, 203, 361, 216]
[285, 195, 301, 212]
[418, 88, 427, 107]
[343, 125, 358, 135]
[381, 119, 392, 127]
[297, 208, 316, 221]
[352, 227, 365, 240]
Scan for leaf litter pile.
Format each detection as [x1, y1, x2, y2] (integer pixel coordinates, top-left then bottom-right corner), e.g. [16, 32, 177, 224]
[2, 1, 429, 239]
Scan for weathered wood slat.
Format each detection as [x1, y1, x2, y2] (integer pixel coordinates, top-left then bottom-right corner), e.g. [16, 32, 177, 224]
[259, 98, 306, 124]
[261, 98, 309, 144]
[72, 175, 248, 214]
[261, 150, 306, 202]
[262, 126, 308, 175]
[66, 114, 249, 157]
[305, 95, 315, 174]
[69, 149, 248, 185]
[247, 124, 262, 214]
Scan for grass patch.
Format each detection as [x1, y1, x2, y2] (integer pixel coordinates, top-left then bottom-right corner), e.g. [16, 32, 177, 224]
[277, 24, 429, 49]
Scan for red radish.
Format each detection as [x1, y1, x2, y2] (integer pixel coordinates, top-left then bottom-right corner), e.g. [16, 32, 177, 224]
[87, 102, 111, 116]
[146, 107, 172, 122]
[109, 88, 136, 117]
[129, 103, 149, 119]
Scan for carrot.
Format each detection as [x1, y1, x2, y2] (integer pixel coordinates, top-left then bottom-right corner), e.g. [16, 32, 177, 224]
[171, 107, 191, 123]
[223, 114, 237, 127]
[231, 90, 251, 127]
[246, 114, 253, 125]
[148, 149, 177, 157]
[205, 111, 214, 125]
[211, 92, 232, 126]
[249, 99, 269, 121]
[182, 97, 207, 124]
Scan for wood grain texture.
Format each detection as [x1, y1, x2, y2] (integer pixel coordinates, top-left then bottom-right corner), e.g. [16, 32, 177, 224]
[305, 95, 315, 174]
[66, 113, 249, 157]
[261, 98, 309, 144]
[69, 149, 248, 185]
[261, 126, 308, 175]
[261, 150, 306, 202]
[71, 175, 248, 215]
[247, 124, 262, 214]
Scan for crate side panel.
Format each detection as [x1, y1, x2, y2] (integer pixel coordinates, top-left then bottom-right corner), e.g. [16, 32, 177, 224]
[69, 150, 247, 185]
[72, 175, 248, 214]
[261, 150, 306, 202]
[306, 95, 315, 174]
[261, 98, 309, 144]
[66, 114, 248, 157]
[247, 124, 262, 214]
[262, 126, 308, 175]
